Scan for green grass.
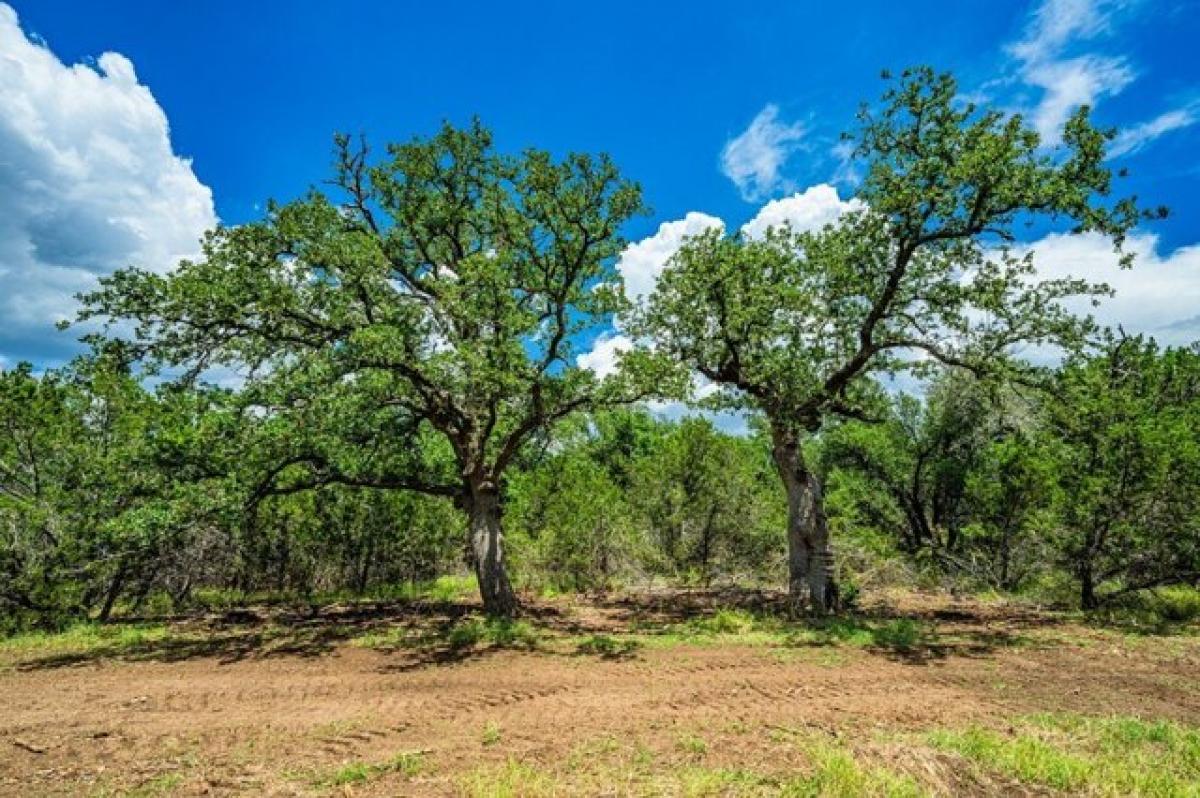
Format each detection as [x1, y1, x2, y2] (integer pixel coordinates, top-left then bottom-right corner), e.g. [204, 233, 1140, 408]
[0, 621, 174, 656]
[626, 608, 934, 654]
[796, 739, 927, 798]
[458, 716, 1200, 797]
[192, 574, 478, 611]
[314, 751, 426, 787]
[676, 733, 708, 757]
[448, 617, 541, 649]
[1092, 585, 1200, 631]
[574, 633, 642, 658]
[482, 720, 503, 747]
[458, 738, 927, 797]
[459, 759, 557, 798]
[348, 625, 417, 650]
[929, 713, 1200, 796]
[125, 772, 185, 797]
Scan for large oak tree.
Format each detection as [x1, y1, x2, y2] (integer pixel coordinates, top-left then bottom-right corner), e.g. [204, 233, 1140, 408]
[630, 68, 1154, 612]
[78, 122, 646, 617]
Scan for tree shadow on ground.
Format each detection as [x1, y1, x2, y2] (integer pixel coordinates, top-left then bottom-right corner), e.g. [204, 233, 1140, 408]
[6, 587, 1152, 672]
[577, 587, 1076, 665]
[8, 598, 489, 670]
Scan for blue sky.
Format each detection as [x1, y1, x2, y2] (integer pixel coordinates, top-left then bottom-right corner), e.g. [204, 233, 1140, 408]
[2, 0, 1199, 371]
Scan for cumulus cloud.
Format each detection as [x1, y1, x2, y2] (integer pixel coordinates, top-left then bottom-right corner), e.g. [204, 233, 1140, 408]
[615, 212, 724, 306]
[1007, 0, 1135, 146]
[576, 332, 631, 380]
[740, 184, 862, 240]
[0, 3, 216, 366]
[576, 213, 723, 383]
[1017, 231, 1200, 348]
[720, 104, 807, 202]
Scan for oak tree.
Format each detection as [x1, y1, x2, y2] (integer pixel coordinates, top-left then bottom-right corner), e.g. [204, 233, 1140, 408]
[78, 121, 646, 617]
[631, 68, 1151, 612]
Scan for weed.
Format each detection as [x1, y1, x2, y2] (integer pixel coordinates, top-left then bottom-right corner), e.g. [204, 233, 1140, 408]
[447, 617, 540, 649]
[676, 733, 708, 757]
[574, 633, 641, 658]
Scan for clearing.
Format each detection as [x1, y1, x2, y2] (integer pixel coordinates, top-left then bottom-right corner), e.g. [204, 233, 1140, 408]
[1, 589, 1198, 796]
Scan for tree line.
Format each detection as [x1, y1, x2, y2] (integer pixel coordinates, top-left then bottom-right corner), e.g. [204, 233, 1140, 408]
[2, 67, 1196, 628]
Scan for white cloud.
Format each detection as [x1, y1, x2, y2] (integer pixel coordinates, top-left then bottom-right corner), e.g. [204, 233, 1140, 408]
[740, 184, 862, 240]
[1109, 102, 1200, 157]
[578, 184, 860, 388]
[720, 104, 807, 201]
[576, 332, 631, 380]
[0, 3, 216, 365]
[829, 139, 862, 188]
[616, 211, 724, 306]
[577, 212, 722, 384]
[1008, 0, 1119, 65]
[1007, 0, 1135, 146]
[1019, 231, 1200, 347]
[1023, 56, 1134, 144]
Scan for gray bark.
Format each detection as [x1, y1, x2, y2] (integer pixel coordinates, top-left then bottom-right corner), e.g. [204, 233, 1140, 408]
[467, 485, 518, 617]
[771, 425, 838, 614]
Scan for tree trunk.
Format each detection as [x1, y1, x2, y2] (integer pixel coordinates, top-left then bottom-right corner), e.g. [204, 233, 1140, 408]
[1080, 560, 1098, 610]
[771, 425, 838, 614]
[467, 485, 519, 618]
[98, 562, 128, 623]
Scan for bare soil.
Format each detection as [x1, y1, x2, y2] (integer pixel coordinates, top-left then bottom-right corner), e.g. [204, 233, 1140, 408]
[1, 590, 1197, 796]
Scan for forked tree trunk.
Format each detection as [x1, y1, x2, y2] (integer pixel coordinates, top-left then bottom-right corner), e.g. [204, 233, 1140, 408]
[467, 485, 519, 617]
[771, 425, 838, 614]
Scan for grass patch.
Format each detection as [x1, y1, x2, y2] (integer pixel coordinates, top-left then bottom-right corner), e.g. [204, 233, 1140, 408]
[449, 617, 540, 649]
[349, 625, 417, 650]
[481, 720, 503, 747]
[1092, 585, 1200, 632]
[126, 772, 185, 797]
[929, 713, 1200, 796]
[0, 622, 174, 656]
[459, 759, 556, 798]
[314, 751, 426, 787]
[189, 574, 478, 611]
[676, 733, 708, 757]
[574, 633, 642, 658]
[798, 739, 927, 797]
[628, 608, 935, 655]
[460, 743, 926, 797]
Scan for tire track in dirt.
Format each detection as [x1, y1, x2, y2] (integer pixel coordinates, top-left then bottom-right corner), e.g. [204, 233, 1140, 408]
[3, 611, 1199, 797]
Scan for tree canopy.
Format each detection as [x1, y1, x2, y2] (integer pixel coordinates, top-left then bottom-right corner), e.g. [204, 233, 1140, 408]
[631, 67, 1156, 611]
[77, 121, 647, 616]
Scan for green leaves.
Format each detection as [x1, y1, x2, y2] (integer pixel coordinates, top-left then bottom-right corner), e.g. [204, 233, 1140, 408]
[634, 67, 1147, 437]
[1044, 336, 1200, 604]
[77, 121, 648, 496]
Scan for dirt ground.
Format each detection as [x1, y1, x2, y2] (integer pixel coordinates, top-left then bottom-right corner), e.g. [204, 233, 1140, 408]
[1, 590, 1198, 796]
